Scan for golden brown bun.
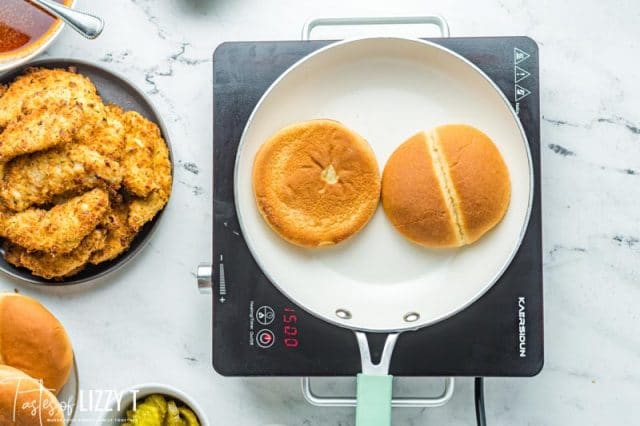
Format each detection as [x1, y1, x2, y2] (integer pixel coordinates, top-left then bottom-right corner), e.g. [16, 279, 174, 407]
[253, 120, 381, 247]
[382, 125, 511, 247]
[380, 132, 460, 247]
[434, 124, 511, 244]
[0, 365, 65, 426]
[0, 294, 73, 395]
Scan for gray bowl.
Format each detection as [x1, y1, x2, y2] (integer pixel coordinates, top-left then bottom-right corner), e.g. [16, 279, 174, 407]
[0, 59, 174, 286]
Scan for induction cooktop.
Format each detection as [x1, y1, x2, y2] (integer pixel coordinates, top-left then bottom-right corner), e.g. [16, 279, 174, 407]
[204, 36, 543, 378]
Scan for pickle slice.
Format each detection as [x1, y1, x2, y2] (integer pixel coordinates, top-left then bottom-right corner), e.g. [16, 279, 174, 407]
[178, 406, 200, 426]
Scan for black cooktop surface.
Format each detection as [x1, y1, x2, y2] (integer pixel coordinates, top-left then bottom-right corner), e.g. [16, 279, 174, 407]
[211, 36, 543, 377]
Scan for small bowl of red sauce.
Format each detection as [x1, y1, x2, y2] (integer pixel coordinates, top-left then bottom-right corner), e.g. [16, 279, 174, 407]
[0, 0, 76, 72]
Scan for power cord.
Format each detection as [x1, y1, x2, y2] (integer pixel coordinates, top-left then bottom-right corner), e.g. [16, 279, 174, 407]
[474, 377, 487, 426]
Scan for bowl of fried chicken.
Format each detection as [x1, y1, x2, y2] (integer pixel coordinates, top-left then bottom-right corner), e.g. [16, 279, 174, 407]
[0, 60, 173, 285]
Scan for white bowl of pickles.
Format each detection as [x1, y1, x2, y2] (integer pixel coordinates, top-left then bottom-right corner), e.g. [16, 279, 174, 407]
[96, 384, 208, 426]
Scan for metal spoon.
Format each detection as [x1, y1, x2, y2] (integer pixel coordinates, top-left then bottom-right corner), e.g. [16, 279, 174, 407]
[26, 0, 104, 39]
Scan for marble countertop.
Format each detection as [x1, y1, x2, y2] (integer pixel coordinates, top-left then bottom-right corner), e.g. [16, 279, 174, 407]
[1, 0, 639, 424]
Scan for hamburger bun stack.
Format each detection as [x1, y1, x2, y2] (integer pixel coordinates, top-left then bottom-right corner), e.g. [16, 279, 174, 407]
[0, 294, 72, 425]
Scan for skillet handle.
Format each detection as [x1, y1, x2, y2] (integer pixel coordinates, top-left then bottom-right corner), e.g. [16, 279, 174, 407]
[356, 374, 393, 426]
[354, 332, 397, 426]
[302, 15, 450, 40]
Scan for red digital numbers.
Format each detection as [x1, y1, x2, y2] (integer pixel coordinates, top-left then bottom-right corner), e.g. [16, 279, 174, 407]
[283, 307, 299, 348]
[284, 338, 299, 348]
[283, 313, 297, 323]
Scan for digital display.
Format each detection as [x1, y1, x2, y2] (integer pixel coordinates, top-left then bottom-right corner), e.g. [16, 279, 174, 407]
[283, 307, 299, 348]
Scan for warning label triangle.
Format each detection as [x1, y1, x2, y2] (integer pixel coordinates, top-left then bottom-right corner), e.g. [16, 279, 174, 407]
[515, 84, 531, 102]
[514, 65, 531, 83]
[514, 47, 530, 65]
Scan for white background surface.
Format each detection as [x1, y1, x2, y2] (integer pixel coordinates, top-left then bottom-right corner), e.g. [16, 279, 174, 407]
[1, 0, 639, 425]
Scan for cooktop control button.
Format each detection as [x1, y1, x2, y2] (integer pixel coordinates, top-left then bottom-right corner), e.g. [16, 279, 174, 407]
[256, 306, 275, 325]
[196, 263, 213, 294]
[256, 329, 275, 348]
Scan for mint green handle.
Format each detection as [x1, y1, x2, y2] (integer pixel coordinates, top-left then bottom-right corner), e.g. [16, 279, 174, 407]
[355, 374, 393, 426]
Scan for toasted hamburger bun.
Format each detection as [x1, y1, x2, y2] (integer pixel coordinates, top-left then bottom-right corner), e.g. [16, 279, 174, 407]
[0, 365, 65, 425]
[0, 294, 73, 394]
[252, 120, 381, 247]
[382, 124, 511, 247]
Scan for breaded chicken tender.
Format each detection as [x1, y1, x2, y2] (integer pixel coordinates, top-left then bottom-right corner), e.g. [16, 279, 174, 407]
[0, 188, 109, 254]
[78, 104, 126, 162]
[0, 203, 9, 223]
[0, 67, 102, 128]
[3, 229, 107, 279]
[90, 203, 135, 264]
[152, 129, 173, 196]
[0, 145, 123, 211]
[128, 191, 168, 232]
[68, 145, 124, 186]
[122, 111, 164, 197]
[127, 116, 172, 231]
[0, 101, 83, 162]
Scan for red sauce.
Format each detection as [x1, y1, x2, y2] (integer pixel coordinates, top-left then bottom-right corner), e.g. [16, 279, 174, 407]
[0, 0, 71, 55]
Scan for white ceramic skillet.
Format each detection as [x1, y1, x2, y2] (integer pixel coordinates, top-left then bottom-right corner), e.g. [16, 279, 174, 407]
[235, 36, 533, 425]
